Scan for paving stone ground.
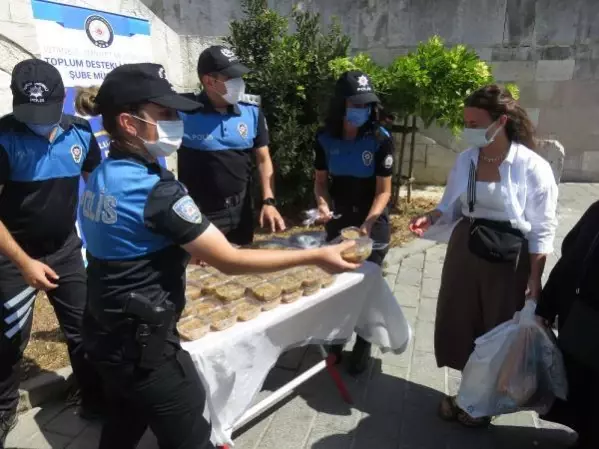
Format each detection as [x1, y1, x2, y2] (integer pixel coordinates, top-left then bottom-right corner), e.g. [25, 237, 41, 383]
[5, 183, 597, 449]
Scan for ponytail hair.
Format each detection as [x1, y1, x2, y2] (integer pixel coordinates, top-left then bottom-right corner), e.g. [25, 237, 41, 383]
[74, 85, 141, 138]
[465, 84, 536, 150]
[74, 86, 101, 117]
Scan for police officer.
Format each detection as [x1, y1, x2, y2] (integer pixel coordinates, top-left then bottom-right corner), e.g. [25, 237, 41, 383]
[178, 45, 285, 246]
[0, 59, 103, 445]
[314, 71, 394, 374]
[76, 63, 359, 449]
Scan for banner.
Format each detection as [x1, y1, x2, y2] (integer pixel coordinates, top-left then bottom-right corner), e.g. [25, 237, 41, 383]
[31, 0, 154, 260]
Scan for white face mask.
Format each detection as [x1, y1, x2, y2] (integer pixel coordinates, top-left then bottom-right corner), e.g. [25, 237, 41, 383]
[461, 121, 502, 148]
[221, 78, 246, 105]
[132, 115, 184, 158]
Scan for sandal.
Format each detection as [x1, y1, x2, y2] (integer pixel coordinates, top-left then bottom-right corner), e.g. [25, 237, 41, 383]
[456, 409, 492, 428]
[438, 395, 459, 421]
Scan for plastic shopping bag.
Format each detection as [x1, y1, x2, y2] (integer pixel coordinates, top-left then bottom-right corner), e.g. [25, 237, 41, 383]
[456, 300, 568, 418]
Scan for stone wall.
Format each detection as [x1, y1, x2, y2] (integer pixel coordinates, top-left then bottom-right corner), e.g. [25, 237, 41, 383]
[143, 0, 599, 183]
[1, 0, 597, 182]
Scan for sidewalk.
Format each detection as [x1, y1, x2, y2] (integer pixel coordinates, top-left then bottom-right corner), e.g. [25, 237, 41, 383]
[5, 183, 597, 449]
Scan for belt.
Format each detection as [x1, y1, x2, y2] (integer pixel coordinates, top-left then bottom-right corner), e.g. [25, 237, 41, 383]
[199, 188, 247, 213]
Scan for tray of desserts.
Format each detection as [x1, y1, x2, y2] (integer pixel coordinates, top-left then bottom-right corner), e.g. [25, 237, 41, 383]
[179, 238, 347, 342]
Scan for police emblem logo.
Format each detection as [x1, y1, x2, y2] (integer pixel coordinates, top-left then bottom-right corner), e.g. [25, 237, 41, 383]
[85, 15, 114, 49]
[221, 48, 236, 58]
[158, 67, 167, 79]
[23, 82, 49, 104]
[172, 196, 202, 224]
[70, 145, 83, 164]
[238, 122, 249, 139]
[362, 151, 373, 167]
[384, 155, 393, 169]
[358, 75, 370, 87]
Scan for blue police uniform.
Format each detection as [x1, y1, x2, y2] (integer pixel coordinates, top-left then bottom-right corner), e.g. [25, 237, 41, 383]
[178, 92, 269, 245]
[80, 147, 214, 449]
[0, 113, 102, 416]
[314, 126, 394, 265]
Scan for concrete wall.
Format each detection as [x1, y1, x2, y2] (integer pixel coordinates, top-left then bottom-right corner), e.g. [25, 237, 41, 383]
[1, 0, 598, 182]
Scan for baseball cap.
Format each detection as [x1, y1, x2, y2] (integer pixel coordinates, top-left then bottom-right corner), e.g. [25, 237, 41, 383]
[11, 59, 65, 125]
[335, 71, 380, 105]
[197, 46, 250, 78]
[95, 63, 200, 113]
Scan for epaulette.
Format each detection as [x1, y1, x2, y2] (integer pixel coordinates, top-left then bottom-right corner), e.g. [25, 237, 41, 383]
[239, 93, 261, 106]
[62, 114, 93, 132]
[374, 125, 391, 143]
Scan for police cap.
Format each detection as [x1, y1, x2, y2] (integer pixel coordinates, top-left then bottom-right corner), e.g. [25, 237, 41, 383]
[335, 71, 380, 105]
[11, 59, 65, 125]
[95, 63, 200, 113]
[197, 46, 250, 78]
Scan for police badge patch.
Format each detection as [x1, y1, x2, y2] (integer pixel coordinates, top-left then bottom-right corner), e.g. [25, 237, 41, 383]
[238, 122, 249, 139]
[384, 155, 393, 169]
[362, 151, 373, 167]
[71, 145, 83, 164]
[172, 196, 202, 224]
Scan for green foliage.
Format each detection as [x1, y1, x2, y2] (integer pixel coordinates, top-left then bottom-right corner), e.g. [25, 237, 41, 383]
[329, 36, 499, 135]
[226, 0, 350, 210]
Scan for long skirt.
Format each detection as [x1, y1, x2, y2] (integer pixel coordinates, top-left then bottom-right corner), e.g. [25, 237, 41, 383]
[434, 220, 530, 371]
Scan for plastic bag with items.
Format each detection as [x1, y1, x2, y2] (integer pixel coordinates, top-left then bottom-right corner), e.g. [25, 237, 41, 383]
[456, 300, 568, 418]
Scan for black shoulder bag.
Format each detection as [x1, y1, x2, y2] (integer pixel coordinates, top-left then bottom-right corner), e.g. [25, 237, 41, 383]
[467, 161, 525, 263]
[558, 231, 599, 372]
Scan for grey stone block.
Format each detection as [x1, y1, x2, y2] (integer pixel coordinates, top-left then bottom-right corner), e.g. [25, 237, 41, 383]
[503, 0, 536, 46]
[535, 0, 579, 46]
[363, 364, 407, 414]
[395, 267, 422, 287]
[413, 321, 435, 353]
[257, 396, 317, 449]
[536, 60, 575, 81]
[6, 430, 72, 449]
[393, 285, 421, 308]
[66, 423, 102, 449]
[305, 425, 353, 449]
[421, 278, 440, 299]
[233, 410, 274, 449]
[43, 407, 89, 438]
[19, 366, 73, 413]
[574, 59, 599, 80]
[418, 298, 437, 323]
[352, 411, 402, 449]
[401, 254, 425, 270]
[491, 61, 537, 82]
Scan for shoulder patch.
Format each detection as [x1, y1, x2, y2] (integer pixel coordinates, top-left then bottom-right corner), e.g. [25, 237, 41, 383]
[172, 195, 202, 224]
[239, 93, 261, 106]
[384, 154, 393, 169]
[378, 126, 391, 139]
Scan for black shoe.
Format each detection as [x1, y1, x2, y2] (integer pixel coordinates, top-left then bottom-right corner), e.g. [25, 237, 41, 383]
[0, 411, 18, 447]
[348, 338, 372, 375]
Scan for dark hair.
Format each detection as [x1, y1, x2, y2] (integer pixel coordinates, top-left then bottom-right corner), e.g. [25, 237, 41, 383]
[74, 86, 141, 139]
[324, 95, 380, 139]
[465, 84, 536, 149]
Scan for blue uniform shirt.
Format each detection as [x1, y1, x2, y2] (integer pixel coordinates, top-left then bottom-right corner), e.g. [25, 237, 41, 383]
[0, 114, 101, 254]
[314, 126, 394, 210]
[80, 148, 210, 312]
[177, 92, 269, 210]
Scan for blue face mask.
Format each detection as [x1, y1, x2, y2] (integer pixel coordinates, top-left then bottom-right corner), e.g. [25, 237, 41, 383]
[346, 107, 371, 127]
[26, 121, 59, 137]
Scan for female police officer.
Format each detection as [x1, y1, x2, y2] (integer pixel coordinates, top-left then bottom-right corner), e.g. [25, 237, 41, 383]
[314, 71, 394, 374]
[76, 63, 360, 449]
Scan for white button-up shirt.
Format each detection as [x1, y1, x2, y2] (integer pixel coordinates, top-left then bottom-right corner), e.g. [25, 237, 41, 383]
[424, 143, 558, 254]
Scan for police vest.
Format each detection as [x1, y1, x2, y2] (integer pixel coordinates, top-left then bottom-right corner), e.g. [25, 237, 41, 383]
[181, 101, 260, 152]
[80, 158, 172, 260]
[0, 114, 100, 251]
[318, 127, 390, 178]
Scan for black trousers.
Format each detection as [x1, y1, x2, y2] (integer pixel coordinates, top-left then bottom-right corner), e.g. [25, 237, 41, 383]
[203, 190, 254, 246]
[0, 233, 102, 414]
[92, 346, 215, 449]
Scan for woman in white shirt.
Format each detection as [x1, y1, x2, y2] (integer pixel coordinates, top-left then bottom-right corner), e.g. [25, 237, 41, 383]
[409, 85, 558, 427]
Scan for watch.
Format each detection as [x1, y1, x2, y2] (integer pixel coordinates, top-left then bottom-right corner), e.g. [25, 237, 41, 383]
[262, 198, 276, 206]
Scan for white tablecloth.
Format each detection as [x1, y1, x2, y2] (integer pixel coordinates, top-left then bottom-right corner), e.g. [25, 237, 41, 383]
[182, 262, 412, 445]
